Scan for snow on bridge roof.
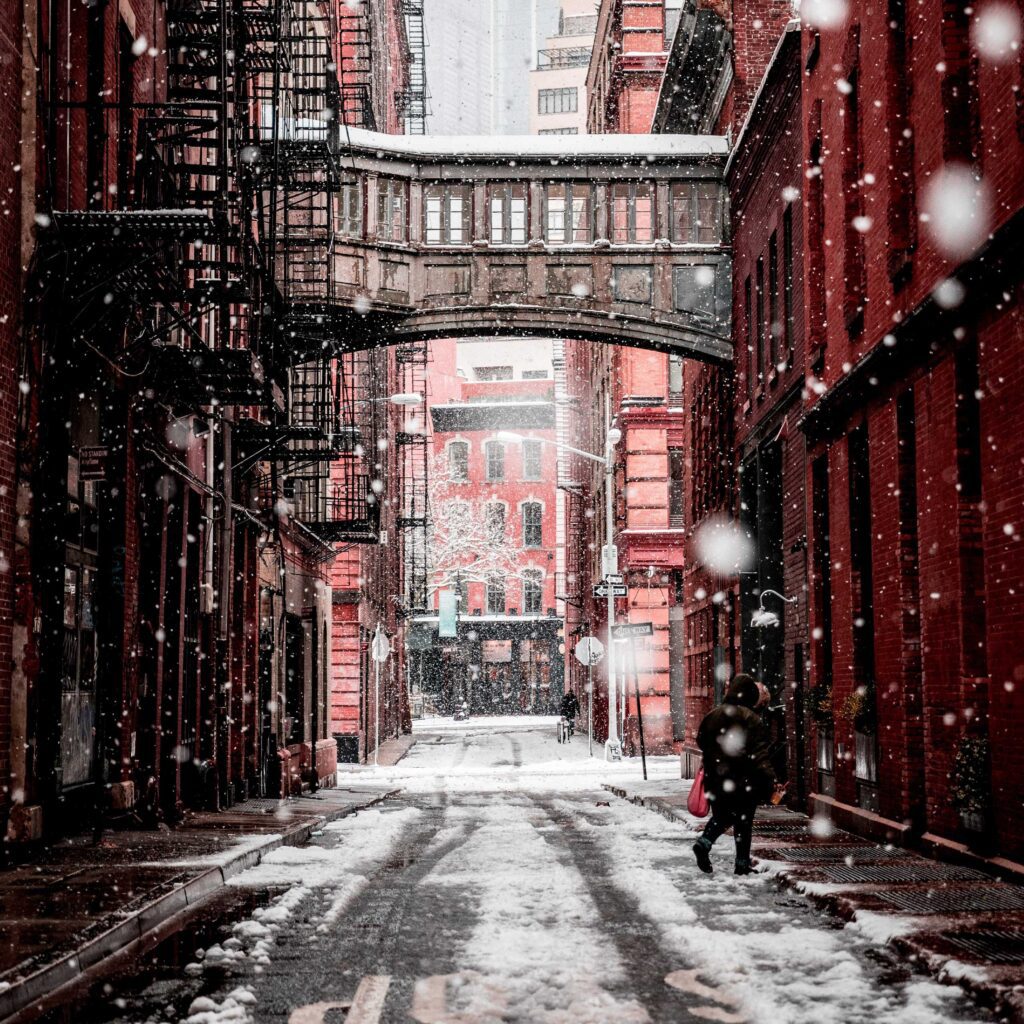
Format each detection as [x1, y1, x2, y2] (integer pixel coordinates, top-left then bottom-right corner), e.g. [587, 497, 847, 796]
[339, 127, 729, 163]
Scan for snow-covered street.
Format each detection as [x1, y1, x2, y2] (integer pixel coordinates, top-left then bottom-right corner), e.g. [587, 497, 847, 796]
[77, 717, 994, 1024]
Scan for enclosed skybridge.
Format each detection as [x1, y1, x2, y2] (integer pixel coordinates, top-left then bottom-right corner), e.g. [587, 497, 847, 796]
[274, 128, 732, 364]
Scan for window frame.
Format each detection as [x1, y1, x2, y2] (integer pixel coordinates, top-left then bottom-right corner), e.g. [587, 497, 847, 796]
[448, 440, 469, 483]
[522, 569, 544, 615]
[485, 440, 505, 481]
[339, 177, 363, 238]
[522, 440, 543, 481]
[611, 181, 656, 244]
[424, 183, 472, 245]
[489, 183, 528, 245]
[376, 177, 407, 242]
[522, 501, 543, 548]
[485, 501, 506, 544]
[544, 182, 592, 245]
[538, 87, 579, 115]
[486, 575, 506, 614]
[670, 181, 724, 244]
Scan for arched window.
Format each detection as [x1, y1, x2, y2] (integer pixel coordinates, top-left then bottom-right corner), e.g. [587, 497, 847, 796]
[522, 570, 543, 615]
[485, 502, 506, 544]
[523, 502, 543, 548]
[448, 441, 469, 482]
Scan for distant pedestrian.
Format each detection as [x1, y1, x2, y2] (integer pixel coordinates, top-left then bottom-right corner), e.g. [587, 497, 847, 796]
[692, 673, 777, 876]
[560, 688, 580, 722]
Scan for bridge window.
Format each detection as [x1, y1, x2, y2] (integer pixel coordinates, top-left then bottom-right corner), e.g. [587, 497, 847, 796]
[670, 182, 724, 244]
[674, 265, 718, 325]
[522, 570, 543, 615]
[424, 184, 472, 245]
[490, 184, 528, 244]
[485, 440, 505, 481]
[523, 502, 543, 548]
[376, 178, 407, 242]
[340, 178, 363, 238]
[611, 182, 655, 244]
[545, 183, 591, 244]
[475, 365, 513, 381]
[448, 441, 469, 482]
[538, 87, 578, 114]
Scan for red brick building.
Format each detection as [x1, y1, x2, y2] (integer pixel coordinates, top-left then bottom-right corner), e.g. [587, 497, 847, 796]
[564, 0, 725, 755]
[0, 0, 415, 844]
[410, 339, 564, 716]
[650, 0, 1024, 865]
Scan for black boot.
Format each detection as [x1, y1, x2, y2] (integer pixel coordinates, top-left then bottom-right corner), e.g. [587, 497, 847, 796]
[734, 859, 753, 876]
[693, 837, 714, 875]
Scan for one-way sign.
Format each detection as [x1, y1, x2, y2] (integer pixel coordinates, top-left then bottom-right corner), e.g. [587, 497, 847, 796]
[611, 621, 654, 640]
[594, 582, 628, 598]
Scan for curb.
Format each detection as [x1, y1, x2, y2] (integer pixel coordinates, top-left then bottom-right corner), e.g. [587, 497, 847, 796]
[0, 789, 397, 1024]
[605, 784, 1023, 1024]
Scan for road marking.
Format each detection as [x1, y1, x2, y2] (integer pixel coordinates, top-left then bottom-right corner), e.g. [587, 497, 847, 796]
[664, 969, 745, 1023]
[287, 1002, 350, 1024]
[347, 976, 392, 1024]
[410, 971, 508, 1023]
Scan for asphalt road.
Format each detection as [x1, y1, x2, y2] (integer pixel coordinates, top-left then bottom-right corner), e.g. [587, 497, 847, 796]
[60, 718, 993, 1024]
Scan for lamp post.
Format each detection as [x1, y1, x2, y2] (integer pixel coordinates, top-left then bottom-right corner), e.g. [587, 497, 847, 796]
[497, 411, 623, 760]
[750, 588, 797, 629]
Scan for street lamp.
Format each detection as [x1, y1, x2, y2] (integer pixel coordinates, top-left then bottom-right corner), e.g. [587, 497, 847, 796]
[496, 402, 624, 761]
[750, 588, 796, 629]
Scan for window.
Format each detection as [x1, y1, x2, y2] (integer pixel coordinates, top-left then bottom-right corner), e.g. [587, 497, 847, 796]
[376, 178, 407, 242]
[782, 205, 795, 364]
[522, 440, 543, 480]
[522, 570, 543, 615]
[523, 502, 543, 547]
[842, 65, 866, 333]
[538, 87, 578, 114]
[755, 257, 765, 391]
[475, 365, 513, 381]
[538, 127, 579, 135]
[674, 265, 717, 322]
[340, 178, 363, 237]
[485, 502, 506, 543]
[485, 441, 505, 481]
[611, 182, 655, 243]
[545, 183, 591, 244]
[489, 183, 528, 244]
[424, 184, 472, 244]
[668, 354, 683, 402]
[670, 182, 723, 244]
[486, 576, 506, 614]
[669, 447, 685, 528]
[743, 275, 754, 402]
[521, 369, 549, 380]
[448, 441, 469, 482]
[768, 229, 779, 369]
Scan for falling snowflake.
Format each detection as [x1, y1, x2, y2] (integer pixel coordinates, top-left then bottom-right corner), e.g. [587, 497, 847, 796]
[971, 3, 1022, 64]
[800, 0, 849, 30]
[922, 164, 991, 260]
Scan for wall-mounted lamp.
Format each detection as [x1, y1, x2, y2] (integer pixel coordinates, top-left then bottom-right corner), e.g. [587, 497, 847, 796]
[750, 588, 796, 628]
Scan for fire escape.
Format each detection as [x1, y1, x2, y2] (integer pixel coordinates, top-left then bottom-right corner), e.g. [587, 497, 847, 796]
[402, 0, 428, 135]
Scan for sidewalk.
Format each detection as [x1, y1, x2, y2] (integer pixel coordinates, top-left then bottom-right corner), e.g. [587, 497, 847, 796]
[607, 778, 1024, 1023]
[336, 734, 418, 771]
[0, 783, 397, 1023]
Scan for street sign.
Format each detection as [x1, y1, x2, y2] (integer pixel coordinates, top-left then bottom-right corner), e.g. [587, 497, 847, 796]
[371, 627, 391, 663]
[593, 582, 628, 598]
[604, 573, 624, 584]
[573, 636, 605, 666]
[611, 621, 654, 640]
[79, 446, 109, 481]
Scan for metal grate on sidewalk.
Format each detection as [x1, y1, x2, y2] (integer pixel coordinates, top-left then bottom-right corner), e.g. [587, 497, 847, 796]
[940, 930, 1024, 964]
[878, 887, 1024, 915]
[819, 862, 990, 884]
[767, 844, 908, 863]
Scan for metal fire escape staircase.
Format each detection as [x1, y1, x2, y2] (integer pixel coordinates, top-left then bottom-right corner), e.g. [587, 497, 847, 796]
[401, 0, 428, 134]
[396, 342, 430, 612]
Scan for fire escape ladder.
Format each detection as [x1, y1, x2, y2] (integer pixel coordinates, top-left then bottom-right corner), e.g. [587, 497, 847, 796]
[338, 2, 376, 130]
[401, 0, 428, 134]
[395, 341, 430, 612]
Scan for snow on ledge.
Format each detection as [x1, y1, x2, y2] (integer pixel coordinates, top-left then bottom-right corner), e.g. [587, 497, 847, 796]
[340, 126, 729, 161]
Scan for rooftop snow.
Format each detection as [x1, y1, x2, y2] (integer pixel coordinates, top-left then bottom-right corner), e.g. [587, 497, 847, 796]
[339, 126, 728, 161]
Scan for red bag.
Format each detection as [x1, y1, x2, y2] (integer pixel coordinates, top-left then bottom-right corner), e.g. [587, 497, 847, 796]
[687, 766, 710, 817]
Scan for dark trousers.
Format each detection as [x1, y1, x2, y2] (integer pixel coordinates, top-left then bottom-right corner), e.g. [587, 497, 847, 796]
[701, 798, 757, 863]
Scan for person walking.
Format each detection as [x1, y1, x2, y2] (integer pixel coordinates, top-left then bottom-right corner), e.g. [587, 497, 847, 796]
[692, 673, 777, 876]
[560, 688, 580, 723]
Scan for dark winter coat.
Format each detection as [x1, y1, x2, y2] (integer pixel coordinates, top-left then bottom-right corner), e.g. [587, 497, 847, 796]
[561, 691, 580, 719]
[697, 696, 776, 809]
